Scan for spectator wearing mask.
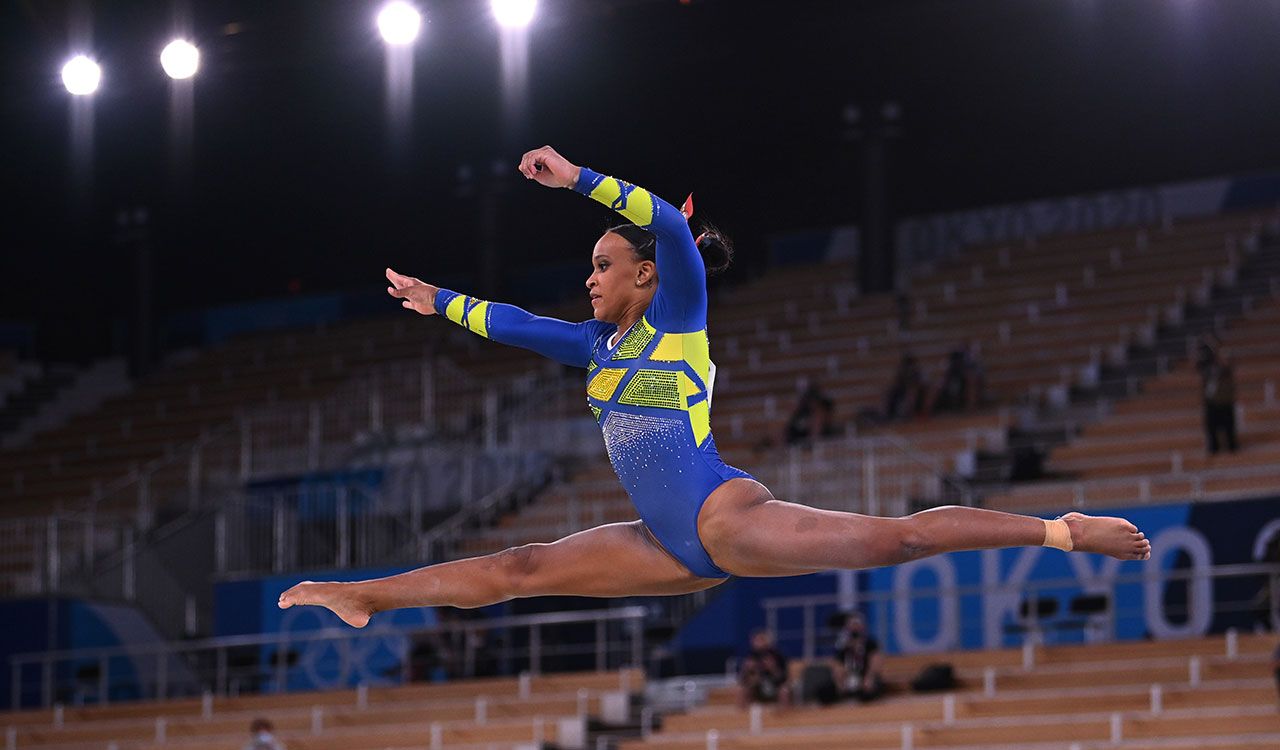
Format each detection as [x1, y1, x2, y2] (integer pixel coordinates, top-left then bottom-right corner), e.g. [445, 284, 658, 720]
[785, 381, 839, 446]
[244, 718, 285, 750]
[832, 612, 885, 702]
[884, 354, 924, 421]
[738, 629, 792, 708]
[1196, 337, 1239, 454]
[927, 345, 985, 415]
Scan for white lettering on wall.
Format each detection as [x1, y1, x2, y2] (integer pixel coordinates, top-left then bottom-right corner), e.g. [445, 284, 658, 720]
[1144, 527, 1213, 639]
[893, 557, 959, 652]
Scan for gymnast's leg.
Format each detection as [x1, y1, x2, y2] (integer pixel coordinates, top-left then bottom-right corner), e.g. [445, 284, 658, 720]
[278, 521, 722, 627]
[697, 479, 1151, 578]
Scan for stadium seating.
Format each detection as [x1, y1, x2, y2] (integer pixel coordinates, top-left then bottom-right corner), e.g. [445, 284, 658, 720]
[3, 635, 1274, 750]
[2, 209, 1276, 584]
[621, 632, 1279, 750]
[987, 291, 1280, 512]
[0, 669, 642, 750]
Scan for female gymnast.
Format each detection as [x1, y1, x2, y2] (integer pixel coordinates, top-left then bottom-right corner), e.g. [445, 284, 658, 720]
[279, 146, 1151, 628]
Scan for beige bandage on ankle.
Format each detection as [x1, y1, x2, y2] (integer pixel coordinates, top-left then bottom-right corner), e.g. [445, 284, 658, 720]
[1043, 518, 1074, 551]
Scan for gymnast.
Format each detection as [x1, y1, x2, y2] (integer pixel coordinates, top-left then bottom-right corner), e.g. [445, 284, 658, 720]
[279, 146, 1150, 627]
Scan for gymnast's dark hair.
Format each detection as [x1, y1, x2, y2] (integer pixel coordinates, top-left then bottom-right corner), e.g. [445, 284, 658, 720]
[607, 222, 734, 277]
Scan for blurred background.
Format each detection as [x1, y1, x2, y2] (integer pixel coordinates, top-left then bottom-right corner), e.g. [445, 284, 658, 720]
[1, 1, 1279, 748]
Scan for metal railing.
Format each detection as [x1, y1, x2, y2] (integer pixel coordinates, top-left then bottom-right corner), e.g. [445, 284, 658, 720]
[753, 430, 991, 517]
[9, 607, 647, 710]
[761, 562, 1280, 662]
[214, 453, 551, 576]
[0, 353, 590, 594]
[1002, 462, 1280, 510]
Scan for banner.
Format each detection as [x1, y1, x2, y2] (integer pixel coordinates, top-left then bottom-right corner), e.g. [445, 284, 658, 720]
[861, 496, 1280, 654]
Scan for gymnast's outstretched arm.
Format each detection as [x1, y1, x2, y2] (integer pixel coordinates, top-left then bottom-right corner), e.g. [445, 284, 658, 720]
[386, 267, 605, 368]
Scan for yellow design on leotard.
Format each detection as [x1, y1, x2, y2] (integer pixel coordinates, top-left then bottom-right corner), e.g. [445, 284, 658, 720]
[465, 300, 490, 338]
[617, 369, 683, 410]
[587, 177, 655, 227]
[612, 318, 657, 360]
[587, 367, 627, 401]
[688, 400, 711, 445]
[444, 295, 467, 326]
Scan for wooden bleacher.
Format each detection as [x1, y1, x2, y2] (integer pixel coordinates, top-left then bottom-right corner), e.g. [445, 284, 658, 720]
[988, 292, 1280, 512]
[3, 209, 1274, 578]
[622, 633, 1279, 750]
[0, 669, 642, 750]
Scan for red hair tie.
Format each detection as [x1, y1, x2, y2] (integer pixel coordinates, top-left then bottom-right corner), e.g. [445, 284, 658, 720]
[683, 194, 705, 245]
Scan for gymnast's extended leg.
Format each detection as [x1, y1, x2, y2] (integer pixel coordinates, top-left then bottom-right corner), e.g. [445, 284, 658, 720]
[278, 521, 722, 627]
[697, 479, 1151, 578]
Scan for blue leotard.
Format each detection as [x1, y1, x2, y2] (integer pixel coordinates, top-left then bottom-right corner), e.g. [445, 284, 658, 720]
[432, 166, 751, 578]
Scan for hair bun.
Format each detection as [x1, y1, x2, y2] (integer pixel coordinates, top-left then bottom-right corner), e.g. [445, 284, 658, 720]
[696, 223, 734, 277]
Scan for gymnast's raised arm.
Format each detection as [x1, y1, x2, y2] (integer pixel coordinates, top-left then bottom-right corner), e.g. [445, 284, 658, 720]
[517, 145, 709, 332]
[386, 267, 603, 368]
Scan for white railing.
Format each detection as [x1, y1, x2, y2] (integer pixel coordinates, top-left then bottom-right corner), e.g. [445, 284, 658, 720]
[9, 607, 647, 709]
[418, 427, 993, 561]
[0, 354, 590, 593]
[761, 562, 1280, 661]
[214, 452, 553, 576]
[753, 430, 991, 516]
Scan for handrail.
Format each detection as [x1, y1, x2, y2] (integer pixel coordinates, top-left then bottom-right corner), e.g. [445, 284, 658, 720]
[761, 562, 1279, 609]
[871, 430, 979, 504]
[1, 354, 584, 592]
[9, 606, 648, 708]
[10, 606, 647, 663]
[760, 562, 1280, 661]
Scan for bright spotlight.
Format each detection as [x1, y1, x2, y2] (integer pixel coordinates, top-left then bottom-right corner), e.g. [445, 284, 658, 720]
[377, 1, 422, 46]
[160, 39, 200, 80]
[61, 55, 101, 96]
[491, 0, 537, 29]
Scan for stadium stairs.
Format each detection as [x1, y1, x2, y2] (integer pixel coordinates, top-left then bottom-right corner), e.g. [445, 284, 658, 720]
[0, 669, 644, 750]
[618, 632, 1279, 750]
[2, 636, 1275, 750]
[988, 221, 1280, 511]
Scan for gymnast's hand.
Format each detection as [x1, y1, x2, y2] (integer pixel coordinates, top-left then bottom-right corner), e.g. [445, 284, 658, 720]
[386, 267, 439, 315]
[518, 145, 581, 189]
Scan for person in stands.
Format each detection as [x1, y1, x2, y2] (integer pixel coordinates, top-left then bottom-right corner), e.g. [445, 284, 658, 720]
[244, 718, 285, 750]
[1196, 336, 1239, 454]
[832, 611, 885, 702]
[739, 629, 792, 708]
[884, 353, 924, 421]
[785, 381, 839, 445]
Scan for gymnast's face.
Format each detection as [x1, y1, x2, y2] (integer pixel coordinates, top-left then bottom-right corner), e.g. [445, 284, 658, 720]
[586, 231, 656, 323]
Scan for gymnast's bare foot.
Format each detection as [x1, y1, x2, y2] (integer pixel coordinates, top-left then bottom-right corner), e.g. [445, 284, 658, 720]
[1062, 512, 1151, 561]
[278, 581, 375, 628]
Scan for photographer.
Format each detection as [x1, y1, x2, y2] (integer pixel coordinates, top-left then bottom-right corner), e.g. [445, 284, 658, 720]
[738, 629, 792, 708]
[832, 612, 885, 703]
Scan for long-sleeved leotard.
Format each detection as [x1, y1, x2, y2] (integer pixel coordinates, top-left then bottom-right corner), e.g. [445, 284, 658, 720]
[433, 166, 751, 578]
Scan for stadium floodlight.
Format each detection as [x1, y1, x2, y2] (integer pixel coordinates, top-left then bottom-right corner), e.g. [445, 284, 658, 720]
[61, 55, 101, 96]
[377, 1, 423, 46]
[491, 0, 537, 29]
[160, 39, 200, 80]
